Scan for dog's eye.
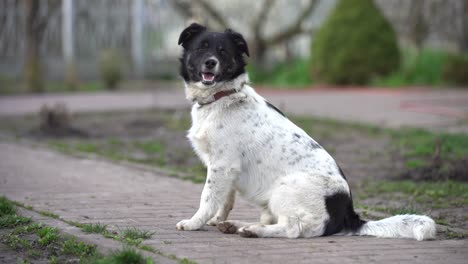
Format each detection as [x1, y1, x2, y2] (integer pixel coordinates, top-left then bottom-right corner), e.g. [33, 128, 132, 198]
[219, 49, 226, 54]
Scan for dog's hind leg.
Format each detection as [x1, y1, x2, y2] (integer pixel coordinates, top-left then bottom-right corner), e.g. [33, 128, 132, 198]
[238, 174, 330, 238]
[238, 216, 301, 238]
[217, 220, 257, 234]
[207, 189, 236, 226]
[217, 207, 276, 234]
[260, 207, 276, 225]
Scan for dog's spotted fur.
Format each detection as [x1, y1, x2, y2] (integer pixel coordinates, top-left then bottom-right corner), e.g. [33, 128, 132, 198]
[175, 23, 436, 241]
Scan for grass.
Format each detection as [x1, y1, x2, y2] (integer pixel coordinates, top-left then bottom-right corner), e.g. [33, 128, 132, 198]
[37, 226, 59, 246]
[61, 237, 96, 257]
[82, 222, 109, 234]
[0, 80, 106, 95]
[0, 196, 31, 228]
[0, 197, 99, 262]
[48, 137, 207, 184]
[359, 180, 468, 208]
[119, 227, 155, 246]
[392, 128, 468, 160]
[87, 247, 155, 264]
[38, 210, 59, 219]
[248, 58, 313, 88]
[0, 196, 195, 263]
[373, 48, 450, 87]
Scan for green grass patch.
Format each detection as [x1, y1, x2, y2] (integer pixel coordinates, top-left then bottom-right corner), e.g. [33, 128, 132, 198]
[405, 159, 428, 169]
[88, 247, 154, 264]
[373, 48, 450, 87]
[0, 196, 31, 228]
[38, 210, 59, 219]
[392, 129, 468, 160]
[361, 180, 468, 208]
[444, 229, 468, 239]
[0, 214, 31, 228]
[119, 227, 155, 246]
[248, 59, 314, 88]
[82, 223, 109, 234]
[0, 196, 16, 216]
[61, 237, 97, 257]
[75, 142, 99, 153]
[37, 226, 59, 246]
[2, 233, 33, 250]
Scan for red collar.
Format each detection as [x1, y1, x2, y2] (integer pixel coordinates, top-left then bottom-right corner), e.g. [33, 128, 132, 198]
[198, 89, 238, 105]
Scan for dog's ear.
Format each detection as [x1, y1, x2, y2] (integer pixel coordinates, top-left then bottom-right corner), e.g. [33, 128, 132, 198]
[178, 23, 206, 48]
[225, 29, 250, 57]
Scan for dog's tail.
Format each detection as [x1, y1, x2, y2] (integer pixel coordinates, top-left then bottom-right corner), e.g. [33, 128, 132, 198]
[353, 214, 436, 241]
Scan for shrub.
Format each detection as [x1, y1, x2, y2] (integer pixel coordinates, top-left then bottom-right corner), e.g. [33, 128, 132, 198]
[443, 53, 468, 86]
[248, 59, 313, 87]
[99, 49, 123, 90]
[311, 0, 400, 85]
[373, 49, 449, 87]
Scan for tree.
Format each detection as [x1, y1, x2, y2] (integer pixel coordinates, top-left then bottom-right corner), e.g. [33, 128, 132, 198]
[24, 0, 60, 92]
[311, 0, 400, 85]
[173, 0, 321, 66]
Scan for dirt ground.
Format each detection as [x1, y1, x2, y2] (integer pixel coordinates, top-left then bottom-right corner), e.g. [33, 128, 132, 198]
[0, 108, 467, 234]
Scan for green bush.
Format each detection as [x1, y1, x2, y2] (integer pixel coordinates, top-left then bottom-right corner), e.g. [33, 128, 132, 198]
[248, 59, 313, 88]
[99, 49, 123, 90]
[443, 53, 468, 86]
[311, 0, 400, 85]
[373, 49, 449, 87]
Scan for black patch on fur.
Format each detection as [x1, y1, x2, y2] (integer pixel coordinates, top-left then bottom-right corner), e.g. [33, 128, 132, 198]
[265, 101, 286, 117]
[293, 133, 301, 139]
[322, 192, 366, 236]
[309, 140, 321, 149]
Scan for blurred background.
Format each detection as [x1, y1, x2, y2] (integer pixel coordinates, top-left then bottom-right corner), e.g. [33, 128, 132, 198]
[0, 0, 467, 92]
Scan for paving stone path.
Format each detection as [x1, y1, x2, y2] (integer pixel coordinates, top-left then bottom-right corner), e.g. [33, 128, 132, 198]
[1, 87, 467, 133]
[0, 142, 466, 264]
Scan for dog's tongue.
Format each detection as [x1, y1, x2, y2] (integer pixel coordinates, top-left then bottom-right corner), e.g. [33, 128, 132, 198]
[202, 73, 215, 82]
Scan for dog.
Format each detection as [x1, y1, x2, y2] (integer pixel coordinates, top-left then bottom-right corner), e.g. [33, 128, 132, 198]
[175, 23, 436, 240]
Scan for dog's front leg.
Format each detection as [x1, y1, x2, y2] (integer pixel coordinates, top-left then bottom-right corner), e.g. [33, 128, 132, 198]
[176, 165, 237, 231]
[207, 189, 236, 226]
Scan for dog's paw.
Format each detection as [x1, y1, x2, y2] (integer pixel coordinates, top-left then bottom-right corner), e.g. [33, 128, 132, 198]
[217, 221, 238, 234]
[206, 219, 219, 226]
[207, 215, 224, 226]
[176, 219, 201, 231]
[238, 227, 258, 238]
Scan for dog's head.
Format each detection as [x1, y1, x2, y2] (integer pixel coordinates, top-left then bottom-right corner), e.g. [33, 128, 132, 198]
[178, 23, 249, 88]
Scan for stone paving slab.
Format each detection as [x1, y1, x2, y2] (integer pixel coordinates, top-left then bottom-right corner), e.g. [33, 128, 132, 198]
[0, 142, 467, 263]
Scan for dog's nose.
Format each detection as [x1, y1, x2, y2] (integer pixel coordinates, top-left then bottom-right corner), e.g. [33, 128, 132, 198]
[204, 59, 217, 69]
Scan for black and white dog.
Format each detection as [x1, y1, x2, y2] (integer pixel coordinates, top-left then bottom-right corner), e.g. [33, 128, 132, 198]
[175, 23, 436, 240]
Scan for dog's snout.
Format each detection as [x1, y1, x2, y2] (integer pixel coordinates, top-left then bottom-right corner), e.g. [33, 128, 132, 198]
[204, 59, 217, 69]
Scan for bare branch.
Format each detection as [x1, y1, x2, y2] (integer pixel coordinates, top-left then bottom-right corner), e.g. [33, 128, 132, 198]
[34, 0, 61, 33]
[265, 0, 320, 46]
[252, 0, 277, 39]
[193, 0, 229, 28]
[171, 0, 195, 19]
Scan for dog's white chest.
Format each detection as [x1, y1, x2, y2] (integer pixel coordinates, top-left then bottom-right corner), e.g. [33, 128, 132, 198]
[188, 109, 215, 165]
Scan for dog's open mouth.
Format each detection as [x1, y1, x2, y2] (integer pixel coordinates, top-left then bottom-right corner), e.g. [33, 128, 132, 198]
[201, 72, 216, 85]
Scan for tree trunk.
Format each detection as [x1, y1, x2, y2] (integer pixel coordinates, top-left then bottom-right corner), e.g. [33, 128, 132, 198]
[25, 0, 44, 93]
[461, 0, 468, 52]
[251, 38, 267, 67]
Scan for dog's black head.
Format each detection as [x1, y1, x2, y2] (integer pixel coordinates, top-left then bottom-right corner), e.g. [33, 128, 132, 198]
[178, 23, 249, 86]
